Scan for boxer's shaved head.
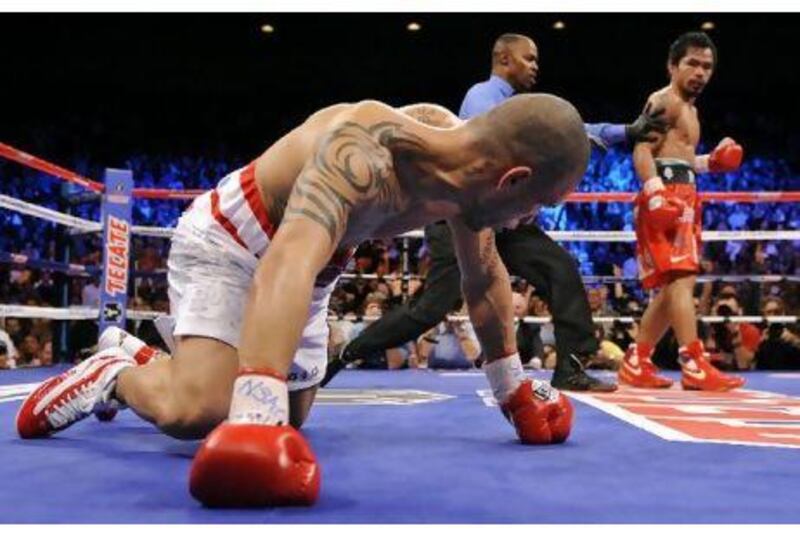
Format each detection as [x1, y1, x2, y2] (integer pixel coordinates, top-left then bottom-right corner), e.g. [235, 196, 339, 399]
[458, 93, 589, 231]
[485, 93, 589, 201]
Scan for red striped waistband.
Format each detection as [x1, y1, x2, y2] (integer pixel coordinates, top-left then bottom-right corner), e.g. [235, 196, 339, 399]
[209, 161, 276, 254]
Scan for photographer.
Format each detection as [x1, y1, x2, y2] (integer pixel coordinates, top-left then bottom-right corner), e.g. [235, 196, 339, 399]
[705, 294, 762, 371]
[755, 297, 800, 370]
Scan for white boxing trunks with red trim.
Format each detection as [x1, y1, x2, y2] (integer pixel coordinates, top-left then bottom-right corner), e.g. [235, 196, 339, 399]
[166, 162, 338, 391]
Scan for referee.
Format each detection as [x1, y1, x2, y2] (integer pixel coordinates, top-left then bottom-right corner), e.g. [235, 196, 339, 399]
[323, 33, 665, 391]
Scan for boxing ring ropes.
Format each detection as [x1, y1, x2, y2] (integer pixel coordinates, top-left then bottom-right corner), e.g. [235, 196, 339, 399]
[1, 140, 799, 338]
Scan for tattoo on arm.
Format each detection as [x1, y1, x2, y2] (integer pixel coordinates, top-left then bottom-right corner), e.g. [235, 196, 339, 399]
[283, 120, 429, 245]
[478, 231, 500, 272]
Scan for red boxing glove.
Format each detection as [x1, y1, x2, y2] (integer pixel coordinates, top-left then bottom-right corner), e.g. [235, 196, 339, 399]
[501, 380, 574, 444]
[189, 423, 321, 507]
[641, 177, 686, 231]
[709, 137, 743, 173]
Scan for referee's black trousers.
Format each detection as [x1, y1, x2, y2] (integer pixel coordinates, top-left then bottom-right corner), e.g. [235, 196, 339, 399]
[345, 222, 598, 369]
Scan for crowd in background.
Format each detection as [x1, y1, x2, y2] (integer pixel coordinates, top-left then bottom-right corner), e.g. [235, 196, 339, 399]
[1, 145, 798, 371]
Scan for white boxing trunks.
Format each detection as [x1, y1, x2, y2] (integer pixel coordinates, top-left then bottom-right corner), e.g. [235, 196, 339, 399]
[166, 162, 340, 391]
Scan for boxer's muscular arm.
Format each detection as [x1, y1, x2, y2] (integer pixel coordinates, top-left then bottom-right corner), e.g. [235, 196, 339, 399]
[400, 103, 463, 129]
[447, 217, 517, 359]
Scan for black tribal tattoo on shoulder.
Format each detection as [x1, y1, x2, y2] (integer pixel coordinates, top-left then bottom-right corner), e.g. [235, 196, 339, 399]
[283, 120, 429, 244]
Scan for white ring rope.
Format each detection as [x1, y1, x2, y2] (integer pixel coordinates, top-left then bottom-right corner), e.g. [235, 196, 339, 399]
[1, 304, 796, 325]
[130, 225, 176, 239]
[0, 305, 162, 321]
[0, 193, 101, 232]
[2, 195, 798, 242]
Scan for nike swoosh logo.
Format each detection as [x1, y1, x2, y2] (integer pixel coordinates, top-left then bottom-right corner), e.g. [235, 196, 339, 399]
[670, 254, 690, 263]
[623, 361, 643, 376]
[683, 368, 706, 380]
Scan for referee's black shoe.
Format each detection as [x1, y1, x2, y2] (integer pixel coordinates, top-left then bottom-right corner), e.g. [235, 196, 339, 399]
[551, 353, 618, 393]
[320, 341, 362, 388]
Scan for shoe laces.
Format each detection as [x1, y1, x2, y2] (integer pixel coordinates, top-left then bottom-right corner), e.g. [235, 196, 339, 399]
[47, 382, 100, 428]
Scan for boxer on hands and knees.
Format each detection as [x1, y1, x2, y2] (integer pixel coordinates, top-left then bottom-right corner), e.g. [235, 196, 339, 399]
[17, 94, 588, 506]
[619, 32, 745, 391]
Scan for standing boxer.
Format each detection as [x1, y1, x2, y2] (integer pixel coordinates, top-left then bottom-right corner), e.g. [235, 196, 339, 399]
[619, 32, 745, 391]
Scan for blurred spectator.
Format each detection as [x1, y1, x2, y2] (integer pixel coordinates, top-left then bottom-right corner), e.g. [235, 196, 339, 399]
[527, 294, 557, 370]
[704, 293, 762, 370]
[82, 278, 101, 307]
[3, 317, 26, 347]
[17, 334, 42, 367]
[37, 340, 54, 367]
[587, 324, 625, 370]
[508, 291, 543, 369]
[330, 291, 415, 370]
[2, 139, 798, 369]
[755, 297, 800, 370]
[419, 312, 480, 370]
[0, 320, 18, 369]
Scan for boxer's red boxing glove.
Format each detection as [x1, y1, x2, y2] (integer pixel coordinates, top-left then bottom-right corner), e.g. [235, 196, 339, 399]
[708, 137, 743, 173]
[641, 177, 686, 231]
[189, 423, 320, 507]
[501, 380, 574, 444]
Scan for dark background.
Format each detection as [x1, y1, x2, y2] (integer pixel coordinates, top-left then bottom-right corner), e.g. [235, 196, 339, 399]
[2, 13, 799, 167]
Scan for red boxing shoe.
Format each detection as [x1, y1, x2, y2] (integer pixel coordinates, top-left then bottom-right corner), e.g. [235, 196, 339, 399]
[618, 343, 674, 389]
[680, 340, 745, 392]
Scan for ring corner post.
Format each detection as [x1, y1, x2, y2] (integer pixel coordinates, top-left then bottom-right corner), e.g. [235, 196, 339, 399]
[98, 168, 134, 336]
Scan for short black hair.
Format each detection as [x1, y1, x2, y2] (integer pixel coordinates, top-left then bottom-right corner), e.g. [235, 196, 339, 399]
[668, 31, 717, 66]
[492, 33, 533, 64]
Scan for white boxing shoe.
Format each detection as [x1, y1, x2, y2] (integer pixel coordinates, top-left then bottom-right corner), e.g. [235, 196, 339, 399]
[16, 347, 135, 438]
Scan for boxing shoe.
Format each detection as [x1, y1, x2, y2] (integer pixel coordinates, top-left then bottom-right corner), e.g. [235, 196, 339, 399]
[94, 326, 167, 422]
[16, 347, 135, 438]
[501, 379, 574, 445]
[189, 368, 320, 507]
[618, 343, 674, 389]
[98, 326, 165, 365]
[680, 340, 745, 392]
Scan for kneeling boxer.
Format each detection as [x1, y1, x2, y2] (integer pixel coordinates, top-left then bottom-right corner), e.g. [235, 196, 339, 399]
[17, 94, 587, 507]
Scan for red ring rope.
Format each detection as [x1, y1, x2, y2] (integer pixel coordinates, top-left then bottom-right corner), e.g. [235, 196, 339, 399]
[2, 141, 799, 203]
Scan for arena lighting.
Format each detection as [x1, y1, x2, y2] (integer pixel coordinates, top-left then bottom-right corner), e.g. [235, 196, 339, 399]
[701, 21, 716, 30]
[407, 22, 421, 32]
[260, 24, 274, 34]
[553, 21, 566, 30]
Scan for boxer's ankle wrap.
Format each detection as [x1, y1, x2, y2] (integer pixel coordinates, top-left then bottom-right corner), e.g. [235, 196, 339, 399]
[228, 368, 289, 426]
[483, 352, 526, 404]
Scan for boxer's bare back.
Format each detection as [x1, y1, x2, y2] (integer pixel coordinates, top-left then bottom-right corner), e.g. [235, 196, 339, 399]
[252, 101, 467, 254]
